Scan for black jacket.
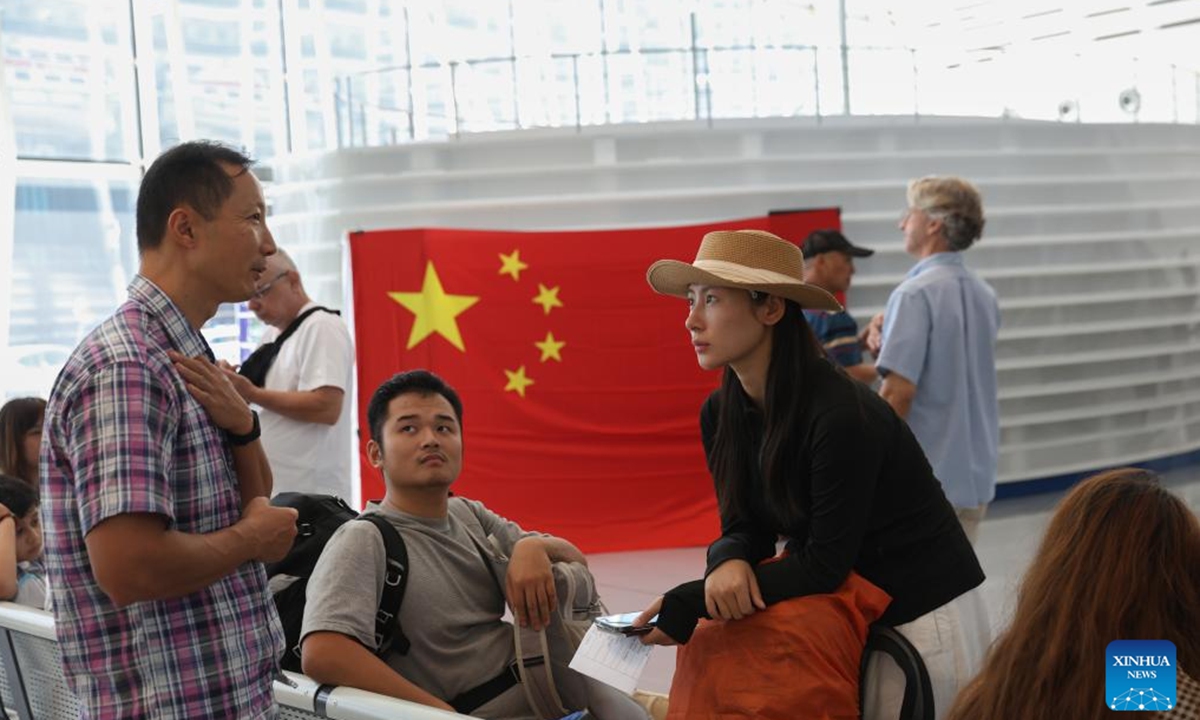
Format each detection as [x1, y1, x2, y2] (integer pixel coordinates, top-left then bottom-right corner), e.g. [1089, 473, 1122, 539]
[656, 360, 985, 643]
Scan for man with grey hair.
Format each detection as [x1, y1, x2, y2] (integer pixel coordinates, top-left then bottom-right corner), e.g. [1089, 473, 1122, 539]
[866, 176, 1000, 544]
[223, 248, 355, 499]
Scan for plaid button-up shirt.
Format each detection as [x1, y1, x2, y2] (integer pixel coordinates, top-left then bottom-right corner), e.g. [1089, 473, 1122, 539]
[42, 276, 283, 719]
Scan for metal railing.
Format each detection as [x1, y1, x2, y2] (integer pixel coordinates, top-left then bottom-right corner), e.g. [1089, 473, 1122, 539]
[334, 44, 1200, 148]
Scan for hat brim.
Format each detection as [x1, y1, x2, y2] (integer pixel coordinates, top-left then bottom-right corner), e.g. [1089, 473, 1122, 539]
[646, 260, 843, 312]
[846, 245, 875, 258]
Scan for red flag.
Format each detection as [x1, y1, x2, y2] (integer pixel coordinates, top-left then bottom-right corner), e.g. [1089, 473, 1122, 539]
[350, 210, 840, 552]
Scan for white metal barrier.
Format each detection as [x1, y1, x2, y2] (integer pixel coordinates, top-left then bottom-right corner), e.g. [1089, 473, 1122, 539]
[0, 602, 469, 720]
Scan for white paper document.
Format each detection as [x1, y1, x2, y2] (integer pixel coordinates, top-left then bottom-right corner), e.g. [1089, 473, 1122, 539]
[568, 625, 653, 694]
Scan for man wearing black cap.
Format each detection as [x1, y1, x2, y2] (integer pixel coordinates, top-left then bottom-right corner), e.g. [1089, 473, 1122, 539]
[801, 229, 877, 384]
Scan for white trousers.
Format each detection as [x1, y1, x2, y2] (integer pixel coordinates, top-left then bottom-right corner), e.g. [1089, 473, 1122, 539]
[861, 587, 991, 720]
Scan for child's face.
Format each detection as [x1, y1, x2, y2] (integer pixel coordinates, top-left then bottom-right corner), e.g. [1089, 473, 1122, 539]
[16, 508, 42, 562]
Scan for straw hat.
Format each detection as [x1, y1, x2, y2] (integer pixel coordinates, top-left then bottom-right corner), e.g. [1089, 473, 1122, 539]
[646, 229, 843, 312]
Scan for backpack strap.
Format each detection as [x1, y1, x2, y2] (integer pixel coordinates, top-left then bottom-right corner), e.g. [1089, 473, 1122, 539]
[356, 514, 412, 656]
[459, 518, 567, 720]
[277, 306, 340, 345]
[443, 512, 542, 716]
[238, 306, 339, 387]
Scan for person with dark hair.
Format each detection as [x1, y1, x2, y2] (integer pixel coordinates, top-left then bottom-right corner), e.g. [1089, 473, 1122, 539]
[0, 396, 46, 488]
[636, 230, 990, 719]
[946, 468, 1200, 720]
[0, 474, 46, 609]
[300, 370, 638, 719]
[801, 229, 877, 384]
[865, 176, 1000, 544]
[41, 140, 298, 719]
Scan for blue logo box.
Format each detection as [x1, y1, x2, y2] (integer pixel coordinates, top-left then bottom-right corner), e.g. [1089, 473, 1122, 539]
[1106, 640, 1177, 712]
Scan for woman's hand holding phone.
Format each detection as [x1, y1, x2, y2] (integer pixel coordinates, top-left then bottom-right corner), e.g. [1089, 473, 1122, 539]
[631, 596, 678, 646]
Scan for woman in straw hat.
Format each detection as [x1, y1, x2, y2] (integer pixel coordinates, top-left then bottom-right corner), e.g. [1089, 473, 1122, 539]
[633, 229, 990, 719]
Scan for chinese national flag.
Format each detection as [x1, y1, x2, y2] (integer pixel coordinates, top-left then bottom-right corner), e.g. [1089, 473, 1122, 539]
[349, 209, 840, 553]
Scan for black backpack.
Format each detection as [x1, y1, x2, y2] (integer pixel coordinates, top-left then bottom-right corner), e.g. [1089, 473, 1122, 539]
[267, 492, 411, 672]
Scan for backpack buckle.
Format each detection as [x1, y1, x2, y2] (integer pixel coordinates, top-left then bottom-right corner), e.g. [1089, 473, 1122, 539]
[384, 558, 405, 587]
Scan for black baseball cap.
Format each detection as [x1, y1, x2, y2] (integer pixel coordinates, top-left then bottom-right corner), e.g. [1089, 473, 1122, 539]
[801, 229, 875, 259]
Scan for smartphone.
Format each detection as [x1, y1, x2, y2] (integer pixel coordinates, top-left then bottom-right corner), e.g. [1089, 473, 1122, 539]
[595, 612, 658, 636]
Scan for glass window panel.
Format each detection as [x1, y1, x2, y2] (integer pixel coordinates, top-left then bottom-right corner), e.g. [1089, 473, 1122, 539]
[514, 55, 590, 128]
[145, 1, 287, 158]
[705, 48, 756, 118]
[353, 69, 411, 144]
[182, 17, 241, 55]
[410, 65, 453, 139]
[0, 0, 135, 161]
[604, 0, 690, 52]
[704, 46, 819, 120]
[181, 0, 242, 8]
[754, 47, 819, 117]
[605, 50, 694, 124]
[326, 0, 368, 12]
[753, 1, 837, 48]
[328, 23, 367, 61]
[1, 0, 94, 40]
[511, 0, 603, 56]
[410, 0, 512, 65]
[304, 109, 327, 148]
[300, 66, 329, 150]
[3, 176, 137, 398]
[455, 60, 517, 132]
[695, 0, 754, 48]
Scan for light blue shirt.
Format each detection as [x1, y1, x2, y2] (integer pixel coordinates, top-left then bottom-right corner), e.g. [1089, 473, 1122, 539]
[876, 252, 1001, 508]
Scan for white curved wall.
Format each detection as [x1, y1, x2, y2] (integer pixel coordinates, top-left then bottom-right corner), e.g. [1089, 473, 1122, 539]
[265, 115, 1200, 487]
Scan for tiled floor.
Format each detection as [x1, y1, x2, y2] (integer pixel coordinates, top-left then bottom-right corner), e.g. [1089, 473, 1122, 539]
[584, 465, 1200, 694]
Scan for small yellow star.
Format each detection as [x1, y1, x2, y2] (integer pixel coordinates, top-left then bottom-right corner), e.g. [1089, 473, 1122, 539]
[532, 283, 563, 315]
[498, 249, 529, 282]
[534, 332, 566, 363]
[504, 365, 535, 398]
[388, 262, 480, 351]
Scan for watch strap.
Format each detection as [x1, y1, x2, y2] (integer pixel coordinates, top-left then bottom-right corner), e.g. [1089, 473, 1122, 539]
[227, 410, 261, 447]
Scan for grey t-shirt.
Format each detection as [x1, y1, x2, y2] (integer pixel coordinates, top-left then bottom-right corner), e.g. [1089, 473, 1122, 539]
[301, 497, 542, 719]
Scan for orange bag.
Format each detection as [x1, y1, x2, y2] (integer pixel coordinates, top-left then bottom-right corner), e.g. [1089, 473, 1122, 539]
[666, 570, 891, 720]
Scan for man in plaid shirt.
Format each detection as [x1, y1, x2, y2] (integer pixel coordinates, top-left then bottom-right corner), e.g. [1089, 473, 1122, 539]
[41, 141, 299, 719]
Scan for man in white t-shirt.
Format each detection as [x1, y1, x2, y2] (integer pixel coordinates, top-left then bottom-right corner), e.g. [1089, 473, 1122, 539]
[223, 248, 355, 498]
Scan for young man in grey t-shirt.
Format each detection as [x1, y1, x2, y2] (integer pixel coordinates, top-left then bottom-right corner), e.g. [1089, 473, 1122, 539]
[300, 370, 588, 718]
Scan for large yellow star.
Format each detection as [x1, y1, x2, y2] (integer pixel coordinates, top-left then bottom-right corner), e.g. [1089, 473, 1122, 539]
[534, 332, 566, 363]
[504, 365, 534, 398]
[532, 283, 563, 315]
[498, 249, 529, 282]
[388, 262, 480, 351]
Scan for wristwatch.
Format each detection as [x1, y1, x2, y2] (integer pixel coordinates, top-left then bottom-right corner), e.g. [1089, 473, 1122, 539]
[227, 410, 261, 447]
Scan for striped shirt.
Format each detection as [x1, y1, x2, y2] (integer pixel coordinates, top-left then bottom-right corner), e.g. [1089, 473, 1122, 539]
[803, 310, 864, 367]
[41, 275, 282, 720]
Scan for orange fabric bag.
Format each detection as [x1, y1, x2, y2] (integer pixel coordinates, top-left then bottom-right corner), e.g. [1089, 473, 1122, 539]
[666, 570, 891, 720]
